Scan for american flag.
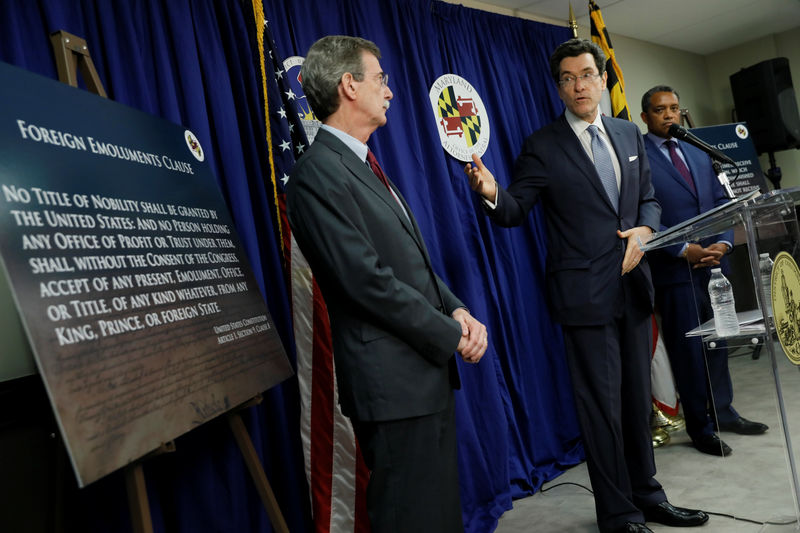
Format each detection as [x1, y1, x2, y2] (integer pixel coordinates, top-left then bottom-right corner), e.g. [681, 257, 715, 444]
[253, 11, 369, 533]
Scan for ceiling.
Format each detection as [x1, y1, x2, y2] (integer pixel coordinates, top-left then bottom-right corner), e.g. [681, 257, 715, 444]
[454, 0, 800, 55]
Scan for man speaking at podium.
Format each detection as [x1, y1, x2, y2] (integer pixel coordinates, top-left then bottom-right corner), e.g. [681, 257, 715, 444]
[464, 39, 708, 533]
[640, 85, 768, 457]
[287, 35, 487, 532]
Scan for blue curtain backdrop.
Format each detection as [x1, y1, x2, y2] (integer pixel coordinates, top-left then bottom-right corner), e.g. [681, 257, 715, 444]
[263, 1, 582, 531]
[0, 0, 584, 531]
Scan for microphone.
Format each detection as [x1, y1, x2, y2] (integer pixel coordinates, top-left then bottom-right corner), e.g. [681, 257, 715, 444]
[667, 124, 737, 166]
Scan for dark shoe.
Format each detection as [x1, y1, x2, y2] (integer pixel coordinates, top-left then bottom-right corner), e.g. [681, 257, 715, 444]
[692, 433, 732, 456]
[611, 523, 653, 532]
[643, 501, 709, 527]
[717, 416, 768, 435]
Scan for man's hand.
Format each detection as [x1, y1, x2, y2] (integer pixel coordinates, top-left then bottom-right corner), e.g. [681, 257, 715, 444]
[463, 153, 498, 202]
[685, 243, 726, 269]
[617, 226, 653, 275]
[452, 308, 487, 364]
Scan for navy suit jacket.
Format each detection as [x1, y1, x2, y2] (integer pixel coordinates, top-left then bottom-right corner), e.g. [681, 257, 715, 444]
[490, 114, 661, 326]
[644, 135, 733, 287]
[287, 128, 463, 422]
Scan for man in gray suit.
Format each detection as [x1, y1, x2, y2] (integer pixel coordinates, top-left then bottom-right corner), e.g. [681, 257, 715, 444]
[464, 39, 707, 533]
[286, 35, 487, 533]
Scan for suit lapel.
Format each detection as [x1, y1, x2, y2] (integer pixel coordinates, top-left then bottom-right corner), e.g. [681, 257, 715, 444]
[315, 129, 425, 249]
[645, 135, 697, 198]
[554, 115, 617, 212]
[603, 117, 631, 205]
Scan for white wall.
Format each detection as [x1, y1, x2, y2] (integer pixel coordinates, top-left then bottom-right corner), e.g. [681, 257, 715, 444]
[603, 34, 712, 128]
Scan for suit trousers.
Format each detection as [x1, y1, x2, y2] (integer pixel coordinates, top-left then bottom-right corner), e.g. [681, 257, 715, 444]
[351, 391, 462, 533]
[561, 277, 666, 532]
[656, 271, 738, 440]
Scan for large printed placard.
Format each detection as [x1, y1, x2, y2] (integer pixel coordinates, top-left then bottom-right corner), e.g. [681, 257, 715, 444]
[0, 61, 293, 486]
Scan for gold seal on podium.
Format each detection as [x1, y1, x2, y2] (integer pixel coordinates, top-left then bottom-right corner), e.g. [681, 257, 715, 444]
[773, 251, 800, 365]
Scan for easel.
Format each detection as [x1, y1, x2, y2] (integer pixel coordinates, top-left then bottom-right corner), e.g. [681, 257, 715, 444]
[49, 31, 106, 97]
[228, 396, 290, 533]
[48, 30, 289, 533]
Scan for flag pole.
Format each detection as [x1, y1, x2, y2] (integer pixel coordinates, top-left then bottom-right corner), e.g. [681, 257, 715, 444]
[568, 3, 578, 38]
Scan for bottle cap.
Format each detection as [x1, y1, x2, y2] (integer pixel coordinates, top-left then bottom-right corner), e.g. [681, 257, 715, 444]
[760, 253, 770, 258]
[711, 268, 722, 273]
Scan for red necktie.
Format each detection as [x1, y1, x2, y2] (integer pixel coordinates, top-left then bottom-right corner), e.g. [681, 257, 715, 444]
[366, 149, 392, 191]
[666, 140, 696, 194]
[366, 149, 409, 219]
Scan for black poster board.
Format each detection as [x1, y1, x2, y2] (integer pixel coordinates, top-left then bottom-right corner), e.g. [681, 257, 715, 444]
[0, 60, 293, 486]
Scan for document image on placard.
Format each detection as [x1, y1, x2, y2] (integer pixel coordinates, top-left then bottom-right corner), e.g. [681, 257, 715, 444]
[0, 60, 293, 486]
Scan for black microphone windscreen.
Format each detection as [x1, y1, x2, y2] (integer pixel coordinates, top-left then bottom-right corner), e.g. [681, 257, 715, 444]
[667, 123, 687, 138]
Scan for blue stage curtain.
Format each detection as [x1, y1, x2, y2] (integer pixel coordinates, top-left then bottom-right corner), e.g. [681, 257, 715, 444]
[263, 0, 584, 530]
[0, 1, 310, 532]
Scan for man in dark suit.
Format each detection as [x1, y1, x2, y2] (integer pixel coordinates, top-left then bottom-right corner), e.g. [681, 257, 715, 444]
[641, 85, 767, 457]
[286, 35, 487, 533]
[464, 39, 707, 533]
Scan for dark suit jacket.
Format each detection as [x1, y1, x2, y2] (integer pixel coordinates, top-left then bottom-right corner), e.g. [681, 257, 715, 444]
[286, 128, 463, 422]
[490, 114, 661, 325]
[644, 136, 733, 287]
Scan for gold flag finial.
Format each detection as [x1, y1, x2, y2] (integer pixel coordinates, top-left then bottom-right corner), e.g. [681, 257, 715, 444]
[568, 3, 578, 37]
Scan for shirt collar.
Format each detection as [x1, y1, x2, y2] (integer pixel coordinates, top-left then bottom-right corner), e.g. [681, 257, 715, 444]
[320, 124, 369, 162]
[645, 132, 677, 149]
[565, 108, 606, 138]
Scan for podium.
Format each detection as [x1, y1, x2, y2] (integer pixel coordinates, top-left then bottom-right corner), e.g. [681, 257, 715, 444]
[643, 187, 800, 524]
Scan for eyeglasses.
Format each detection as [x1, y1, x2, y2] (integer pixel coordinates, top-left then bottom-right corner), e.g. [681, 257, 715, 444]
[558, 72, 601, 87]
[352, 71, 389, 87]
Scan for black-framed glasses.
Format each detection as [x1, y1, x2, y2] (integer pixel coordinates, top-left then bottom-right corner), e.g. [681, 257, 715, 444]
[558, 72, 601, 87]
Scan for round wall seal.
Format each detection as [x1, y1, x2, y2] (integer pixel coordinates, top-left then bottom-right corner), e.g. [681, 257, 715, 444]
[283, 56, 321, 142]
[428, 74, 490, 162]
[184, 130, 204, 162]
[773, 251, 800, 365]
[735, 123, 749, 140]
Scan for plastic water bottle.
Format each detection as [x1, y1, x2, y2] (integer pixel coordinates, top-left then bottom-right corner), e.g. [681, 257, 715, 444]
[708, 268, 740, 336]
[759, 253, 774, 317]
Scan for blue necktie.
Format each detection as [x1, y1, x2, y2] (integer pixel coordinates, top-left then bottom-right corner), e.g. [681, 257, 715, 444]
[587, 125, 618, 210]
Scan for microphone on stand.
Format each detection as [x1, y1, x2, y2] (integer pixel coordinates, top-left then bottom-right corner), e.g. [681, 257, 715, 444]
[667, 124, 737, 199]
[667, 124, 737, 166]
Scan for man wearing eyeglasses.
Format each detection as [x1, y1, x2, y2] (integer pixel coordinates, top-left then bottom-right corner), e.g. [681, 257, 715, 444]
[464, 39, 707, 532]
[287, 35, 487, 532]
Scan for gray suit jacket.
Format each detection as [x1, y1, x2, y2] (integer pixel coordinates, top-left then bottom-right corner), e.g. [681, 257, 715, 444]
[490, 114, 661, 325]
[287, 128, 463, 421]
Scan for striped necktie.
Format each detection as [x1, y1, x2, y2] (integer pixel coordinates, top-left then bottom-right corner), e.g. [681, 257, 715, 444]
[587, 125, 619, 210]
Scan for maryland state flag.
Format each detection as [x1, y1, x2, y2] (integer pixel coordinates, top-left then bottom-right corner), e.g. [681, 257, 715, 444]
[437, 86, 482, 147]
[589, 0, 631, 121]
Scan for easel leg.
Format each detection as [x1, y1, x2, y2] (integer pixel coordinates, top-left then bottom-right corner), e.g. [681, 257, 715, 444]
[228, 412, 290, 533]
[124, 463, 154, 533]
